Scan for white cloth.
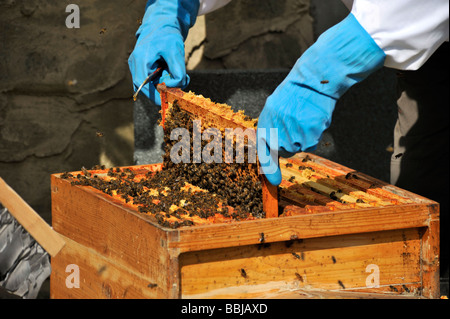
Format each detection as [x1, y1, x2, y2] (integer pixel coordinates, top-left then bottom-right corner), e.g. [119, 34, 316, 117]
[348, 0, 449, 70]
[198, 0, 449, 71]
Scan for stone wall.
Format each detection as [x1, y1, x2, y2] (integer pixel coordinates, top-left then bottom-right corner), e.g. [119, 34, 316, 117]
[0, 0, 146, 222]
[185, 0, 314, 69]
[1, 0, 371, 224]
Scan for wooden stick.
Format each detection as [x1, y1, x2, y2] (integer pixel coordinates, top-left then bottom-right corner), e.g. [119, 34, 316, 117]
[0, 177, 65, 257]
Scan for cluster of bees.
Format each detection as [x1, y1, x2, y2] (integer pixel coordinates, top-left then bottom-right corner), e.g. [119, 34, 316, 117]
[61, 101, 264, 228]
[162, 101, 264, 218]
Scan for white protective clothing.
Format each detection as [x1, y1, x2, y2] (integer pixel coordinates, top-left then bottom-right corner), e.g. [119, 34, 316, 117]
[198, 0, 449, 70]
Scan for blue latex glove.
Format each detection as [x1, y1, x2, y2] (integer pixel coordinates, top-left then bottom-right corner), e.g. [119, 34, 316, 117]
[257, 13, 386, 186]
[128, 0, 200, 105]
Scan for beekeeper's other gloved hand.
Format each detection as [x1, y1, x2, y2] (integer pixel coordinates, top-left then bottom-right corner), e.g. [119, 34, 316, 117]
[257, 13, 386, 186]
[128, 0, 200, 105]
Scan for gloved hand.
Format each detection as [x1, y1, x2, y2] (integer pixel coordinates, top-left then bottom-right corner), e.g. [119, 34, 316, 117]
[128, 0, 200, 105]
[257, 13, 386, 186]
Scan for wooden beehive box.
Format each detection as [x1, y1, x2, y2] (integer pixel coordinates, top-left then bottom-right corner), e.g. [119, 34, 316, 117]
[50, 153, 440, 299]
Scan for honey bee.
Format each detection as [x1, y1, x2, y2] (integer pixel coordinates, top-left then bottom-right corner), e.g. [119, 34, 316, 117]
[96, 131, 104, 138]
[302, 155, 312, 162]
[389, 285, 398, 292]
[60, 172, 73, 179]
[81, 166, 91, 177]
[321, 80, 329, 84]
[259, 232, 265, 243]
[329, 191, 339, 201]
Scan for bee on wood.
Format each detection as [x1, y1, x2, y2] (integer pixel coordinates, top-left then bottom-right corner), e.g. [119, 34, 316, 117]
[81, 166, 91, 177]
[60, 172, 73, 179]
[389, 285, 398, 292]
[331, 256, 337, 264]
[240, 268, 247, 278]
[310, 186, 320, 194]
[91, 164, 105, 170]
[148, 283, 158, 289]
[292, 252, 300, 259]
[302, 155, 311, 162]
[259, 232, 265, 243]
[97, 265, 107, 275]
[338, 280, 345, 289]
[289, 176, 296, 183]
[329, 191, 338, 201]
[295, 272, 304, 282]
[285, 163, 293, 168]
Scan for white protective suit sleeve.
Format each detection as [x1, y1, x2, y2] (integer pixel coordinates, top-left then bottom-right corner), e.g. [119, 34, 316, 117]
[198, 0, 232, 16]
[341, 0, 449, 70]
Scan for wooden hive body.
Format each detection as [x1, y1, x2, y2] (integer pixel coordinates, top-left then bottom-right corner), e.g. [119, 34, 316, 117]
[50, 153, 440, 299]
